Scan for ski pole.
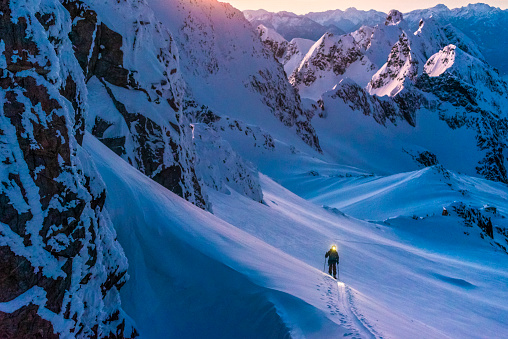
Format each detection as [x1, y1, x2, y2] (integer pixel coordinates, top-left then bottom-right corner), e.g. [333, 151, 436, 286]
[323, 257, 326, 272]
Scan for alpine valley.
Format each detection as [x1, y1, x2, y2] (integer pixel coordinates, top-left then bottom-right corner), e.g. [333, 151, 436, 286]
[0, 0, 507, 338]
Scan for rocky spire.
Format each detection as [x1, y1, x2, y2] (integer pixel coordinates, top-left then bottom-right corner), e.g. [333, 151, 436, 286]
[385, 9, 404, 26]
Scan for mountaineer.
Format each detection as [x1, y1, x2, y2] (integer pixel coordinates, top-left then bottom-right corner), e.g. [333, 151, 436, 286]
[325, 245, 339, 279]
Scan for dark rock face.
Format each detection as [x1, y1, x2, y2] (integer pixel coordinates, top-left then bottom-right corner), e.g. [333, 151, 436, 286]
[64, 0, 129, 87]
[404, 150, 439, 168]
[324, 80, 423, 127]
[257, 25, 288, 59]
[289, 33, 364, 88]
[247, 67, 322, 152]
[62, 0, 208, 209]
[416, 70, 508, 184]
[0, 1, 136, 337]
[385, 10, 404, 26]
[0, 303, 59, 339]
[452, 203, 495, 239]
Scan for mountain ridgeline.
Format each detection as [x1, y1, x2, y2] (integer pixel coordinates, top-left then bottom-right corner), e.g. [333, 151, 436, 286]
[1, 0, 508, 338]
[256, 8, 508, 185]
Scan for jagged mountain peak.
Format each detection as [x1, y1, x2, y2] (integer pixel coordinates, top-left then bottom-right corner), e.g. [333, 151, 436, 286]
[413, 16, 484, 61]
[423, 44, 461, 76]
[257, 23, 287, 44]
[385, 9, 404, 26]
[304, 7, 386, 33]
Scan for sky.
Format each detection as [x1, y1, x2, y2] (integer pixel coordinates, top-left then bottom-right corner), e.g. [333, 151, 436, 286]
[223, 0, 508, 14]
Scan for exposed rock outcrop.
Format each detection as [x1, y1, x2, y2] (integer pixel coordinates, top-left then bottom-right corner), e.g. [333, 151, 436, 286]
[0, 1, 136, 337]
[62, 0, 208, 209]
[154, 0, 321, 152]
[303, 10, 508, 183]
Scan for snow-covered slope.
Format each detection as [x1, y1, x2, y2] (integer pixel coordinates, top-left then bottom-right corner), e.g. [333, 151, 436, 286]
[289, 11, 411, 100]
[256, 24, 288, 60]
[4, 1, 508, 338]
[256, 25, 316, 77]
[86, 132, 508, 338]
[289, 31, 377, 100]
[282, 38, 316, 76]
[287, 9, 508, 184]
[63, 0, 208, 209]
[244, 10, 344, 41]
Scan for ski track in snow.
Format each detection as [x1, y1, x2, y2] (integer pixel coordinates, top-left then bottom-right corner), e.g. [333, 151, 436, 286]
[318, 276, 380, 339]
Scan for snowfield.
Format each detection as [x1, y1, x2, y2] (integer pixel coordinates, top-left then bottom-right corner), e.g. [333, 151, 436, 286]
[85, 133, 508, 338]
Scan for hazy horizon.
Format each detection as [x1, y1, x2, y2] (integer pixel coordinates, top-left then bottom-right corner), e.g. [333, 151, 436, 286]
[224, 0, 508, 15]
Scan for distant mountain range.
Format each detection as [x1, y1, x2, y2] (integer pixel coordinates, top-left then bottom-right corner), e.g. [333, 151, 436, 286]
[258, 8, 508, 184]
[245, 3, 508, 77]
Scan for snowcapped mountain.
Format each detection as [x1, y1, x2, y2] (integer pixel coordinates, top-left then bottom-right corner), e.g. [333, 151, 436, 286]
[145, 0, 321, 155]
[405, 3, 508, 77]
[244, 9, 344, 41]
[256, 24, 315, 76]
[256, 24, 288, 60]
[2, 1, 508, 338]
[287, 11, 410, 100]
[305, 7, 386, 33]
[282, 9, 508, 185]
[63, 0, 208, 209]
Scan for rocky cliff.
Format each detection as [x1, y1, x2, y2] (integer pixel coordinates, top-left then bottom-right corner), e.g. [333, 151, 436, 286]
[63, 0, 208, 209]
[0, 0, 136, 337]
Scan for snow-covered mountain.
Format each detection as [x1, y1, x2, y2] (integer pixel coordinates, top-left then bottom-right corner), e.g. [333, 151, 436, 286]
[256, 24, 316, 76]
[2, 1, 508, 338]
[64, 0, 208, 209]
[282, 10, 508, 185]
[244, 9, 344, 41]
[244, 8, 387, 40]
[146, 0, 321, 155]
[305, 7, 386, 33]
[405, 3, 508, 77]
[85, 132, 508, 339]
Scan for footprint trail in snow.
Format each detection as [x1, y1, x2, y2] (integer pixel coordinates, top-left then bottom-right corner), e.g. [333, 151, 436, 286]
[318, 276, 381, 338]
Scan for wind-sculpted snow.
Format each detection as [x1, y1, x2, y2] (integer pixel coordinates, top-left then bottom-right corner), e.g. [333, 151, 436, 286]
[0, 1, 136, 337]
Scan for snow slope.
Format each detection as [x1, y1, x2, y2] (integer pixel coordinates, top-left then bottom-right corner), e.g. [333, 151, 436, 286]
[85, 132, 508, 338]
